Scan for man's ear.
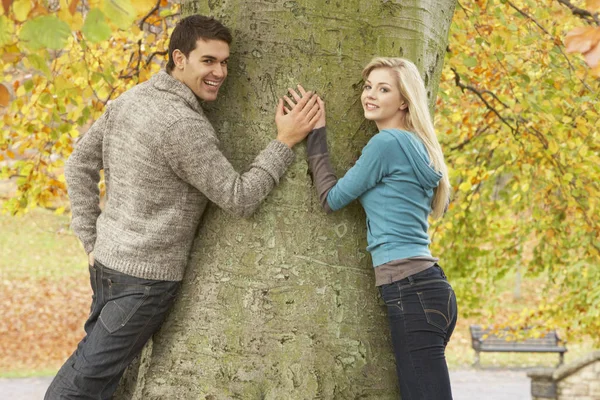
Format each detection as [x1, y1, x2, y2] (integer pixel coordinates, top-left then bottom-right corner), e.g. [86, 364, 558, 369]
[172, 49, 186, 69]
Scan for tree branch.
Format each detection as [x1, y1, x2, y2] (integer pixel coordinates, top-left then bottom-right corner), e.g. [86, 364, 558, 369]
[506, 1, 595, 93]
[451, 68, 517, 136]
[556, 0, 600, 26]
[146, 50, 168, 67]
[139, 0, 161, 30]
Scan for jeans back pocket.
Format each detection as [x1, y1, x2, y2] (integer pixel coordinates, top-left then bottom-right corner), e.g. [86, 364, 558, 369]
[417, 285, 457, 331]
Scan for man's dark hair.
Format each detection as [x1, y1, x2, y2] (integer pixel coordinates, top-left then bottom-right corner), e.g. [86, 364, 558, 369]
[166, 15, 232, 73]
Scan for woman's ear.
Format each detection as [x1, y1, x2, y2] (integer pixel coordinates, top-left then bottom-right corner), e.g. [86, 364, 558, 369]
[399, 102, 408, 111]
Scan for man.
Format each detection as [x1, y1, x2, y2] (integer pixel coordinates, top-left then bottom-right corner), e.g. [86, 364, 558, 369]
[45, 15, 321, 399]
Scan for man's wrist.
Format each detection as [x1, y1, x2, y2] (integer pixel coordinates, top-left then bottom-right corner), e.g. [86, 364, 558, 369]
[276, 137, 296, 149]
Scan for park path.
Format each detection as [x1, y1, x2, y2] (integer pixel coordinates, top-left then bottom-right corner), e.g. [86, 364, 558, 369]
[0, 369, 531, 399]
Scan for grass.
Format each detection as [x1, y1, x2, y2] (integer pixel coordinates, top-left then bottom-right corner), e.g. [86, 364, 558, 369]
[445, 317, 594, 369]
[0, 206, 597, 377]
[0, 207, 87, 280]
[0, 369, 59, 379]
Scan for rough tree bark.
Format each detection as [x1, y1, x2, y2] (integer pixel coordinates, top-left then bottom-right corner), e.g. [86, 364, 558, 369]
[117, 1, 456, 399]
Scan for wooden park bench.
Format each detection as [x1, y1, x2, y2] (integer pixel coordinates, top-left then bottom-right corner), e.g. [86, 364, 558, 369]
[469, 325, 567, 367]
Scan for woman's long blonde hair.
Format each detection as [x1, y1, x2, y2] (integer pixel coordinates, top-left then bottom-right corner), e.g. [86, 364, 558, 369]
[362, 57, 450, 219]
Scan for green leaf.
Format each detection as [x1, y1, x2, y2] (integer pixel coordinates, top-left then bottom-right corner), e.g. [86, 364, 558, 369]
[103, 0, 136, 30]
[0, 16, 12, 47]
[19, 16, 71, 50]
[82, 8, 112, 43]
[464, 57, 477, 68]
[24, 79, 34, 92]
[27, 53, 51, 77]
[39, 92, 53, 105]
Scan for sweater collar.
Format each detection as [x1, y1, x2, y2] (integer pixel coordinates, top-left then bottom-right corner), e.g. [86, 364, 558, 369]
[151, 70, 205, 115]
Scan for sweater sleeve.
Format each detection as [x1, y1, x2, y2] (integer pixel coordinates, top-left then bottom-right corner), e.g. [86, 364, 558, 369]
[306, 127, 336, 213]
[64, 108, 109, 254]
[325, 134, 387, 211]
[162, 118, 295, 218]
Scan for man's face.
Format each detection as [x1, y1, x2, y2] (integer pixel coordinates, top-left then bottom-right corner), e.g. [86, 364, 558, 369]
[175, 39, 230, 101]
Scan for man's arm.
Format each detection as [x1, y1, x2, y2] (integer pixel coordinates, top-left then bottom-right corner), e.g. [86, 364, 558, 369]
[64, 108, 109, 254]
[163, 118, 294, 218]
[162, 92, 321, 217]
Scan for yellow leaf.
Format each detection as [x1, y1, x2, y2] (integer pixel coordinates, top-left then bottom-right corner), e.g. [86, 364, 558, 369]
[131, 0, 157, 17]
[58, 0, 84, 30]
[12, 0, 32, 22]
[459, 181, 471, 193]
[54, 206, 66, 215]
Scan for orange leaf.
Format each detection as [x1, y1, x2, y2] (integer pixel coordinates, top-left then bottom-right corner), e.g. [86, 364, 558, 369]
[565, 27, 600, 69]
[587, 0, 600, 11]
[584, 39, 600, 68]
[29, 3, 48, 17]
[69, 0, 79, 15]
[2, 0, 12, 14]
[0, 83, 10, 107]
[565, 27, 598, 54]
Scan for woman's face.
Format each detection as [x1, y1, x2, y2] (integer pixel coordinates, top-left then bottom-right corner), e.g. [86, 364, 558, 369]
[361, 67, 407, 130]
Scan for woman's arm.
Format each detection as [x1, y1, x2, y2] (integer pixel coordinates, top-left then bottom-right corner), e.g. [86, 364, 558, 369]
[306, 125, 337, 213]
[286, 88, 386, 212]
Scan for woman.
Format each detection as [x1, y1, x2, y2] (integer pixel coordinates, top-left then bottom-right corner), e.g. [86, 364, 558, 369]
[284, 58, 457, 399]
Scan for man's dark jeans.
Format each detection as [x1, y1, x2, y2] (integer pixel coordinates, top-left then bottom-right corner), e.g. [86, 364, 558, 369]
[45, 261, 180, 400]
[379, 264, 458, 400]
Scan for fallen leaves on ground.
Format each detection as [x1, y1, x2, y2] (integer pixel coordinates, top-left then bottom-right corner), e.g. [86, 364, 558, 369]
[0, 274, 90, 372]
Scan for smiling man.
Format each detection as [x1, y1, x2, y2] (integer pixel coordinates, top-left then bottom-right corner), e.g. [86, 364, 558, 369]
[45, 15, 321, 400]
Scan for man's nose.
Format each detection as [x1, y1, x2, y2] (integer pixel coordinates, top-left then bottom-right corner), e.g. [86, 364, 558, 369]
[212, 64, 226, 78]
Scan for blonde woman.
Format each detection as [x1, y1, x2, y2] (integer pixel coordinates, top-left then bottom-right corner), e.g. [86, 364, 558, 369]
[285, 58, 457, 399]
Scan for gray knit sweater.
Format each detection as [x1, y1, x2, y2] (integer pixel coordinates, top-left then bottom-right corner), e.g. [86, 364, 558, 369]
[65, 71, 295, 281]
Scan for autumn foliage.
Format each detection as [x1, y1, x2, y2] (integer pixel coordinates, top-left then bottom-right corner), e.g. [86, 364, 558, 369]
[1, 0, 175, 213]
[436, 0, 600, 342]
[0, 276, 91, 372]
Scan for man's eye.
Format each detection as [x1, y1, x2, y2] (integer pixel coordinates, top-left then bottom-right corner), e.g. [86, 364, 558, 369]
[203, 60, 213, 64]
[221, 61, 228, 66]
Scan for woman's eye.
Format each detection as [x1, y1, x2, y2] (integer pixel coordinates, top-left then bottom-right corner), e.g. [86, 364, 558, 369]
[363, 85, 371, 90]
[380, 88, 389, 93]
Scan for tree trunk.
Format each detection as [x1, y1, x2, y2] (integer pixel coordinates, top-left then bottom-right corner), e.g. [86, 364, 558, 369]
[117, 1, 456, 398]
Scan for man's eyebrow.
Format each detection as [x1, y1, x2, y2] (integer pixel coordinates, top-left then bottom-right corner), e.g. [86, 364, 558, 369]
[200, 55, 229, 61]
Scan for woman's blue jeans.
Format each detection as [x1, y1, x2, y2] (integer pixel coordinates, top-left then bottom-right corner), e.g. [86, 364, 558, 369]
[44, 261, 180, 400]
[379, 265, 458, 400]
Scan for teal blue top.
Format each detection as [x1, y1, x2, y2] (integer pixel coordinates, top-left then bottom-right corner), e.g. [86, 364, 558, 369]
[326, 129, 442, 267]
